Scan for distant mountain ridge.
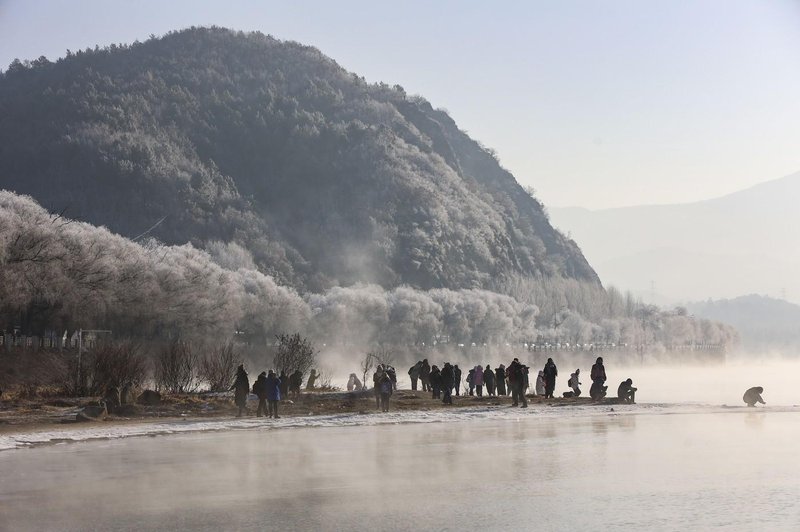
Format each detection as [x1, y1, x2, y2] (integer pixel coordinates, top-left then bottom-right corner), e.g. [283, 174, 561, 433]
[0, 27, 598, 292]
[687, 294, 800, 353]
[551, 171, 800, 304]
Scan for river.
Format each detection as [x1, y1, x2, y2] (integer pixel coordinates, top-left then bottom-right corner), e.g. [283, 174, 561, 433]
[1, 405, 797, 531]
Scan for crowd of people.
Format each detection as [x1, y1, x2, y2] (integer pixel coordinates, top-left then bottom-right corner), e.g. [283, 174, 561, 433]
[229, 364, 324, 418]
[396, 356, 639, 411]
[229, 359, 770, 416]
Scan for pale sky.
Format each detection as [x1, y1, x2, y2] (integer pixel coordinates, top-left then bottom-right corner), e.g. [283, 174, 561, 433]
[1, 0, 799, 209]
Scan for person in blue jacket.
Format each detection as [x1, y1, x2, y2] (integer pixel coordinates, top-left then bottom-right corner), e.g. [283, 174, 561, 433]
[265, 370, 282, 418]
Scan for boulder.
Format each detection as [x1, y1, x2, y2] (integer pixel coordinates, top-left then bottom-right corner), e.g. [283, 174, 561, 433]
[76, 404, 107, 422]
[136, 389, 162, 406]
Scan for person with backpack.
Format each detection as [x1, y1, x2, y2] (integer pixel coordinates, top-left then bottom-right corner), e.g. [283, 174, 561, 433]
[408, 361, 422, 391]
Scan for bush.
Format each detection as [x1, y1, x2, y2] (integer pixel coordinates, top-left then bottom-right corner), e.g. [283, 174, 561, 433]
[198, 342, 238, 392]
[85, 342, 148, 396]
[154, 340, 197, 393]
[0, 348, 71, 398]
[273, 333, 316, 375]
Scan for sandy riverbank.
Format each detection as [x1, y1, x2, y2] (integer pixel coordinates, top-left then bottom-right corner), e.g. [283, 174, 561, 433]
[0, 389, 616, 439]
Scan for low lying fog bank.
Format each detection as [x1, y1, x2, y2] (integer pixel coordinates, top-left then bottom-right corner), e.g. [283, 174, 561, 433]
[622, 357, 800, 406]
[316, 347, 800, 407]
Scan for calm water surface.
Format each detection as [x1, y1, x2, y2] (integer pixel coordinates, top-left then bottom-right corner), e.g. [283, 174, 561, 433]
[1, 410, 797, 531]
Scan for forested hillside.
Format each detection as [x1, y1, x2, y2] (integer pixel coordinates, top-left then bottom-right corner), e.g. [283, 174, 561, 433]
[0, 191, 737, 348]
[0, 27, 597, 292]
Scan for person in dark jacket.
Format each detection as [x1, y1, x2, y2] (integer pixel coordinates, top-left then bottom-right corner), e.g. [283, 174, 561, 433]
[385, 365, 398, 391]
[743, 386, 765, 407]
[430, 365, 442, 399]
[265, 370, 282, 418]
[484, 364, 496, 396]
[420, 359, 431, 392]
[279, 370, 290, 399]
[495, 365, 507, 396]
[467, 368, 475, 396]
[543, 358, 558, 399]
[440, 363, 455, 404]
[453, 365, 462, 396]
[373, 365, 384, 409]
[590, 357, 607, 401]
[231, 365, 250, 417]
[507, 358, 527, 407]
[379, 370, 393, 412]
[617, 378, 637, 404]
[289, 370, 303, 397]
[253, 371, 268, 417]
[408, 361, 422, 391]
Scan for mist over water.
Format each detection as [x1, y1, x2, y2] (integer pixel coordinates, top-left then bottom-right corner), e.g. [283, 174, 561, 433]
[2, 408, 799, 531]
[319, 347, 800, 407]
[617, 358, 800, 406]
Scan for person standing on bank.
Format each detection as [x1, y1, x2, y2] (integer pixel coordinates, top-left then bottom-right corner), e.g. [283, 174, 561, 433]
[507, 358, 527, 408]
[543, 358, 558, 399]
[408, 361, 422, 391]
[373, 365, 384, 410]
[253, 371, 268, 417]
[231, 364, 250, 417]
[420, 359, 431, 392]
[441, 363, 455, 405]
[453, 364, 462, 396]
[265, 370, 282, 418]
[379, 370, 393, 412]
[474, 365, 484, 397]
[484, 364, 496, 396]
[495, 365, 507, 396]
[430, 364, 442, 399]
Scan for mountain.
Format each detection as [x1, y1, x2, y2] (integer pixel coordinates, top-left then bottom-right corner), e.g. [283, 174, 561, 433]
[687, 295, 800, 354]
[0, 27, 598, 293]
[550, 172, 800, 304]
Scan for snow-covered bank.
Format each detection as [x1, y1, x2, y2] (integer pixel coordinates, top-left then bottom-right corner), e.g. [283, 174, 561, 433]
[2, 402, 796, 451]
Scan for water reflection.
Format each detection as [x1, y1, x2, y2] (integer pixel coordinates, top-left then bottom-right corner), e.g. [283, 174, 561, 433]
[0, 411, 798, 531]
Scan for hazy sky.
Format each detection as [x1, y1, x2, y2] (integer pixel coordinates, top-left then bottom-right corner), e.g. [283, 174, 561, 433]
[2, 0, 799, 209]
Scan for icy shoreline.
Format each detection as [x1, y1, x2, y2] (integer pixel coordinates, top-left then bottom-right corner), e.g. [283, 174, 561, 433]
[2, 402, 796, 452]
